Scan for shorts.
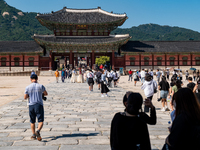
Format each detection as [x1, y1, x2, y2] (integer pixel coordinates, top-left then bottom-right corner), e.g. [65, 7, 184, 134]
[88, 78, 94, 86]
[160, 90, 168, 99]
[29, 103, 44, 123]
[114, 79, 118, 82]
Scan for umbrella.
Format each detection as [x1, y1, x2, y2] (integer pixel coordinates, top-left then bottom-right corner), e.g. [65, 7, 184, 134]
[190, 68, 196, 71]
[175, 69, 182, 71]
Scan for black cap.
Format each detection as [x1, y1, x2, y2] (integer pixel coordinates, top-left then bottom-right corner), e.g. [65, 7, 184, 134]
[30, 74, 38, 79]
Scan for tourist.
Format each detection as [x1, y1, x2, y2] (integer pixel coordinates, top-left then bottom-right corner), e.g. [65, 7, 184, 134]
[70, 69, 76, 83]
[99, 64, 103, 69]
[61, 69, 65, 83]
[158, 76, 170, 111]
[65, 68, 69, 79]
[68, 69, 72, 78]
[100, 70, 110, 97]
[96, 69, 102, 90]
[128, 69, 133, 81]
[163, 88, 200, 150]
[113, 70, 119, 87]
[54, 69, 59, 83]
[166, 69, 170, 80]
[193, 70, 197, 81]
[87, 69, 94, 92]
[156, 69, 161, 83]
[77, 67, 84, 83]
[24, 74, 48, 141]
[31, 70, 35, 75]
[122, 92, 157, 125]
[170, 79, 182, 111]
[141, 74, 157, 112]
[133, 71, 138, 86]
[140, 69, 146, 85]
[107, 71, 113, 87]
[149, 69, 154, 77]
[110, 92, 156, 150]
[197, 70, 200, 81]
[187, 77, 196, 91]
[179, 70, 183, 81]
[185, 70, 189, 80]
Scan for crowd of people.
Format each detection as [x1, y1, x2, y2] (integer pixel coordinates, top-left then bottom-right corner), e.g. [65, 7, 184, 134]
[28, 67, 200, 149]
[111, 68, 200, 150]
[54, 66, 120, 97]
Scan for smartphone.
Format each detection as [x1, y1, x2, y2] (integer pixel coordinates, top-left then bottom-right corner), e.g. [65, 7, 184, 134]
[144, 99, 149, 113]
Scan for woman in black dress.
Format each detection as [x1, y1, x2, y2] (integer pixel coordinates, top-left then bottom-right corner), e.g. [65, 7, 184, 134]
[101, 70, 110, 97]
[110, 92, 156, 150]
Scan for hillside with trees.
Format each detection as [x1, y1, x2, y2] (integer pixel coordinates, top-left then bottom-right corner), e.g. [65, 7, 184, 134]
[0, 0, 200, 41]
[112, 24, 200, 41]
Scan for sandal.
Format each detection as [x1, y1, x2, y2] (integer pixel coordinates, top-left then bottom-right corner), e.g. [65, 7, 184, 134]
[35, 131, 42, 141]
[31, 135, 36, 140]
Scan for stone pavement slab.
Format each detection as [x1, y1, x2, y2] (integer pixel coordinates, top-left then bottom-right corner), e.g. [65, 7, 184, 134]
[0, 77, 172, 149]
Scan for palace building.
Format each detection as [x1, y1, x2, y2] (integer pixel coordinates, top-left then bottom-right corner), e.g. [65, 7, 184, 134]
[1, 7, 200, 72]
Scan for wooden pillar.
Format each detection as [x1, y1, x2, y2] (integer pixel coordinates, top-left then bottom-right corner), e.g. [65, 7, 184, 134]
[124, 53, 126, 70]
[49, 51, 52, 70]
[87, 56, 89, 67]
[38, 54, 40, 71]
[178, 54, 180, 69]
[22, 54, 24, 71]
[112, 50, 115, 70]
[152, 53, 154, 70]
[165, 53, 167, 68]
[139, 53, 141, 70]
[92, 50, 95, 69]
[75, 57, 78, 67]
[9, 54, 11, 71]
[191, 53, 193, 68]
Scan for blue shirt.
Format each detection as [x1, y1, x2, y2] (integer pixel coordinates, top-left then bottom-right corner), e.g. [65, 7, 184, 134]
[25, 82, 46, 106]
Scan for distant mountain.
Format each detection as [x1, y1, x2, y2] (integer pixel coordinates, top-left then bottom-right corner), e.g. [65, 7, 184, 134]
[0, 0, 200, 41]
[112, 24, 200, 41]
[0, 0, 52, 41]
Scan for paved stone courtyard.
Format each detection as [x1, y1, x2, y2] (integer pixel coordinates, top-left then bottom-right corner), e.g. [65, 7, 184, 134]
[0, 78, 171, 150]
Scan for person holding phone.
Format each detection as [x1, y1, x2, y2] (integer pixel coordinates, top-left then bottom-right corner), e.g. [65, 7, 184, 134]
[110, 92, 156, 150]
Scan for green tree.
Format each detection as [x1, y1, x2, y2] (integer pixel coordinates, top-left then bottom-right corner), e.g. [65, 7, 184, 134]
[95, 56, 110, 66]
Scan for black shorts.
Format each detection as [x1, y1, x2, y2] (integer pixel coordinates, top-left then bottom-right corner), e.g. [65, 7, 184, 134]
[29, 103, 44, 123]
[114, 79, 118, 82]
[88, 78, 94, 86]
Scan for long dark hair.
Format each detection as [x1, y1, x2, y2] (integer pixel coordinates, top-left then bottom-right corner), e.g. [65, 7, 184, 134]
[175, 79, 182, 89]
[162, 76, 167, 83]
[126, 93, 143, 115]
[173, 88, 200, 122]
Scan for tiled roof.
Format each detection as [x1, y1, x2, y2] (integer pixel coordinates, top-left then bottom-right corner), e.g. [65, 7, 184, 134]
[36, 8, 127, 24]
[121, 41, 200, 53]
[33, 35, 130, 45]
[0, 41, 43, 53]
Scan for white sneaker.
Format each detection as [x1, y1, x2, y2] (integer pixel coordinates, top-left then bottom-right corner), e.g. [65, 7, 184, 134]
[161, 107, 165, 111]
[101, 95, 104, 97]
[105, 94, 109, 97]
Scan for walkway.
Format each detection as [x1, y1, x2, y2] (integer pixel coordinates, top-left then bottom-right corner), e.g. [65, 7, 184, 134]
[0, 77, 171, 150]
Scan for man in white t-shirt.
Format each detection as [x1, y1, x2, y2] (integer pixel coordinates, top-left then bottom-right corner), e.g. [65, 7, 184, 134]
[140, 69, 146, 84]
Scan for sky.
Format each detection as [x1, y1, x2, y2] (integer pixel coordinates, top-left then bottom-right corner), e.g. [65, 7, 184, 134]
[5, 0, 200, 33]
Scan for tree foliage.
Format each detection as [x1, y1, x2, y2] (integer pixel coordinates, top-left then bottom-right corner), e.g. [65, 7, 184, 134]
[95, 56, 110, 66]
[112, 24, 200, 41]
